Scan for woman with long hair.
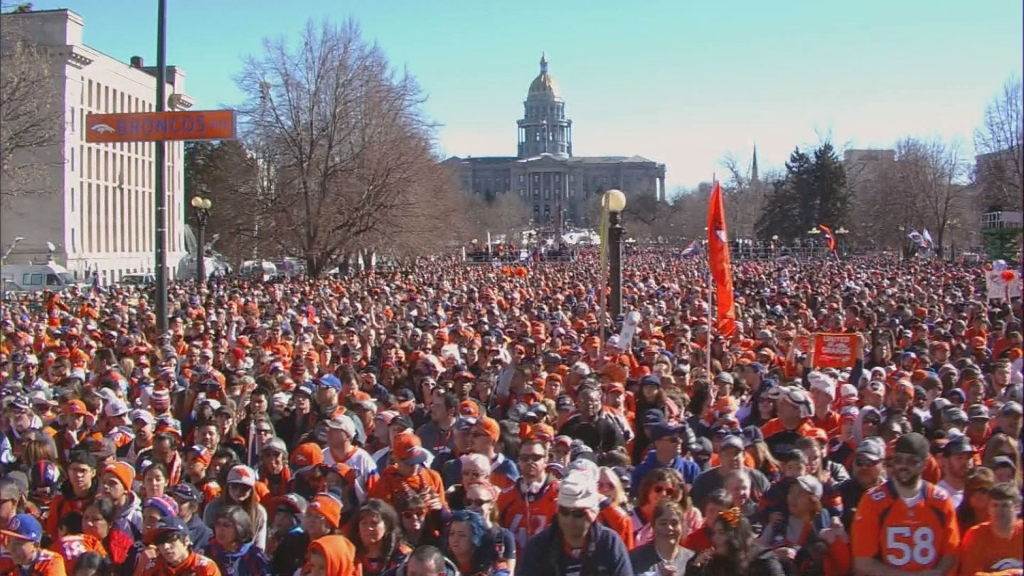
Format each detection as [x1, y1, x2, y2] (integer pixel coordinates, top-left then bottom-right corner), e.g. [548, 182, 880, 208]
[202, 464, 268, 550]
[632, 468, 702, 547]
[445, 509, 511, 576]
[396, 492, 444, 550]
[81, 497, 134, 569]
[597, 466, 630, 512]
[982, 433, 1023, 487]
[349, 498, 410, 576]
[141, 462, 169, 500]
[687, 509, 785, 576]
[205, 504, 271, 576]
[630, 500, 696, 575]
[956, 466, 995, 532]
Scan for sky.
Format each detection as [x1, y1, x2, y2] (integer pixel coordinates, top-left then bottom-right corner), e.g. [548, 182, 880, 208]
[27, 0, 1024, 190]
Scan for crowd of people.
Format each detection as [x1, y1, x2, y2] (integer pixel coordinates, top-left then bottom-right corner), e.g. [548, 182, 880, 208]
[0, 248, 1021, 576]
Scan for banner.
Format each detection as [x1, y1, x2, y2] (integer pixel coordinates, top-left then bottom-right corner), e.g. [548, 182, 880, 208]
[810, 333, 861, 369]
[985, 270, 1022, 301]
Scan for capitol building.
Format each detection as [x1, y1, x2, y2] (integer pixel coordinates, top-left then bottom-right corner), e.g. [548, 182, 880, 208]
[442, 54, 667, 226]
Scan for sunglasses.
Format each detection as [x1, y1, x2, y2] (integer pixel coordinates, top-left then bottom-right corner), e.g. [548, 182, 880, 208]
[651, 485, 677, 497]
[558, 507, 588, 519]
[519, 453, 545, 463]
[464, 498, 493, 507]
[855, 457, 881, 467]
[401, 510, 426, 520]
[255, 429, 273, 435]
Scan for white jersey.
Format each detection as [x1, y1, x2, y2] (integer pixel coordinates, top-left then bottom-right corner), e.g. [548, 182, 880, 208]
[322, 446, 379, 504]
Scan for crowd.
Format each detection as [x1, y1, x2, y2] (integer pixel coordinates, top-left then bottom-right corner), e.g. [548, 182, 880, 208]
[0, 248, 1021, 576]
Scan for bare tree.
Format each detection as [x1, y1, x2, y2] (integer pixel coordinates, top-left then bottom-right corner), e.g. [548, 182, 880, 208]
[973, 76, 1022, 211]
[719, 153, 764, 239]
[0, 6, 63, 203]
[859, 138, 969, 255]
[234, 19, 449, 275]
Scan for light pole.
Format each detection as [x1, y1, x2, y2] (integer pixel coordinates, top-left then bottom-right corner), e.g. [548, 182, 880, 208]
[1, 236, 24, 302]
[604, 189, 626, 319]
[154, 0, 169, 332]
[191, 196, 212, 284]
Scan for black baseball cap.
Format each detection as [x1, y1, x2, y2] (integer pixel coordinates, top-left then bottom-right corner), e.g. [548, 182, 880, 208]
[894, 432, 929, 460]
[168, 483, 201, 503]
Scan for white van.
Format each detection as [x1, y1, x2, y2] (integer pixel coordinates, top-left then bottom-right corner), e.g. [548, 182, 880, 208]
[1, 259, 79, 293]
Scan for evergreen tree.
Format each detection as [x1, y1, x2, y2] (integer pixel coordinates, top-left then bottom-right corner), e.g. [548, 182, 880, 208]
[755, 143, 850, 242]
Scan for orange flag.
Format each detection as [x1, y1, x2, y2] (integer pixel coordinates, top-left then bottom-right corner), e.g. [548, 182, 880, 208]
[818, 224, 836, 252]
[707, 182, 737, 337]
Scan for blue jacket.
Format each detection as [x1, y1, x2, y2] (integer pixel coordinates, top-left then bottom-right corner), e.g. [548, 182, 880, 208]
[515, 521, 633, 576]
[630, 451, 701, 496]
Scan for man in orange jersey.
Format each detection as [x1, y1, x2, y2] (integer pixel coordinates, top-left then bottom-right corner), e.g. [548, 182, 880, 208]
[138, 517, 220, 576]
[497, 438, 560, 555]
[853, 433, 959, 576]
[368, 431, 446, 509]
[0, 514, 67, 576]
[959, 483, 1023, 576]
[761, 386, 816, 459]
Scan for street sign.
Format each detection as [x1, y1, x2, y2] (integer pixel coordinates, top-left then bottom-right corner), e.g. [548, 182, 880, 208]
[85, 110, 236, 143]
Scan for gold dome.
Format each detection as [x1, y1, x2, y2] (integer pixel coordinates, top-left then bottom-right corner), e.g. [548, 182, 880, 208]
[528, 52, 561, 99]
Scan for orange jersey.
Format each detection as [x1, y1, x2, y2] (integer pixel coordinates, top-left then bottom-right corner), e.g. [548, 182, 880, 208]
[598, 501, 635, 551]
[51, 534, 106, 573]
[0, 548, 67, 576]
[367, 465, 447, 509]
[497, 478, 560, 554]
[852, 480, 960, 572]
[138, 551, 221, 576]
[958, 519, 1023, 576]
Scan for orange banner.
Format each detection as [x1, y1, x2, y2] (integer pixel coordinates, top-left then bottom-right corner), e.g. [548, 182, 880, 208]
[810, 333, 861, 369]
[706, 181, 736, 337]
[85, 110, 236, 143]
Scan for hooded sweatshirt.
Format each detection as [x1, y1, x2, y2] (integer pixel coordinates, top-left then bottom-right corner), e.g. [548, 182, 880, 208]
[308, 535, 360, 576]
[205, 540, 270, 576]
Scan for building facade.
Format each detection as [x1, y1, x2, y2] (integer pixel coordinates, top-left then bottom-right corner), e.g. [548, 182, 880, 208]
[442, 54, 667, 226]
[0, 9, 190, 284]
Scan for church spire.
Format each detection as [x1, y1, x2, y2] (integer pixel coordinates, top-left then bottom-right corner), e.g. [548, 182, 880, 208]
[751, 143, 759, 185]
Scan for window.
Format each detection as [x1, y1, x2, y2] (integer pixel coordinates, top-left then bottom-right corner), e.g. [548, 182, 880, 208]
[70, 229, 76, 253]
[70, 108, 75, 132]
[23, 273, 42, 285]
[519, 188, 524, 196]
[87, 79, 93, 107]
[519, 175, 524, 183]
[70, 148, 75, 172]
[70, 187, 75, 211]
[46, 274, 61, 287]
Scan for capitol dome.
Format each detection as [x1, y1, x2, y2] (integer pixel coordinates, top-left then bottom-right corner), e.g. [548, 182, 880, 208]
[527, 53, 561, 100]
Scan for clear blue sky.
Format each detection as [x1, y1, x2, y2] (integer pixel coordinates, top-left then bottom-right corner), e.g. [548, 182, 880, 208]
[32, 0, 1023, 189]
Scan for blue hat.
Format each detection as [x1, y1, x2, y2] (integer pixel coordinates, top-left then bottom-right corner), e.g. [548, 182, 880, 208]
[749, 362, 767, 374]
[295, 382, 316, 398]
[649, 422, 686, 442]
[639, 375, 662, 388]
[317, 375, 342, 391]
[642, 408, 666, 427]
[1, 514, 42, 543]
[741, 426, 764, 447]
[146, 516, 189, 545]
[555, 395, 575, 412]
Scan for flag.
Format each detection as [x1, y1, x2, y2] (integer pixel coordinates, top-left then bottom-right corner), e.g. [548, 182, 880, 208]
[680, 240, 700, 258]
[707, 181, 737, 337]
[819, 224, 836, 252]
[922, 229, 934, 249]
[907, 228, 927, 249]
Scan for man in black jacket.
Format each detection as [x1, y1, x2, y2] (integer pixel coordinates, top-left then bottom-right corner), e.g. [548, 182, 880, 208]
[516, 470, 633, 576]
[834, 437, 885, 530]
[558, 386, 624, 454]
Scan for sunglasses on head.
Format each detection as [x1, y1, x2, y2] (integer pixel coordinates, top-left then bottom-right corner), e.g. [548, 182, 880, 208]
[558, 507, 588, 519]
[519, 453, 545, 463]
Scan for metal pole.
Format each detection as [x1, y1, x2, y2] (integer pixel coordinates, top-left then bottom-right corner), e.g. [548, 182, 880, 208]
[609, 211, 623, 318]
[196, 214, 206, 285]
[154, 0, 169, 333]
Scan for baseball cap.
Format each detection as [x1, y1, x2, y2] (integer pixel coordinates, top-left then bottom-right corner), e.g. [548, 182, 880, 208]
[642, 408, 666, 427]
[649, 422, 685, 443]
[741, 426, 764, 447]
[146, 517, 188, 544]
[0, 514, 42, 543]
[720, 435, 744, 453]
[999, 401, 1023, 417]
[273, 493, 308, 516]
[325, 416, 356, 438]
[855, 437, 886, 462]
[261, 437, 288, 455]
[894, 432, 930, 460]
[226, 465, 257, 487]
[943, 407, 969, 424]
[392, 432, 428, 466]
[991, 455, 1017, 470]
[455, 416, 478, 431]
[967, 405, 990, 421]
[943, 435, 977, 457]
[168, 483, 201, 503]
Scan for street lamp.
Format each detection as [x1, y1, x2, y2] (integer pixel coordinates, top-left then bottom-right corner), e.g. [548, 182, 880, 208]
[190, 196, 213, 284]
[603, 189, 626, 318]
